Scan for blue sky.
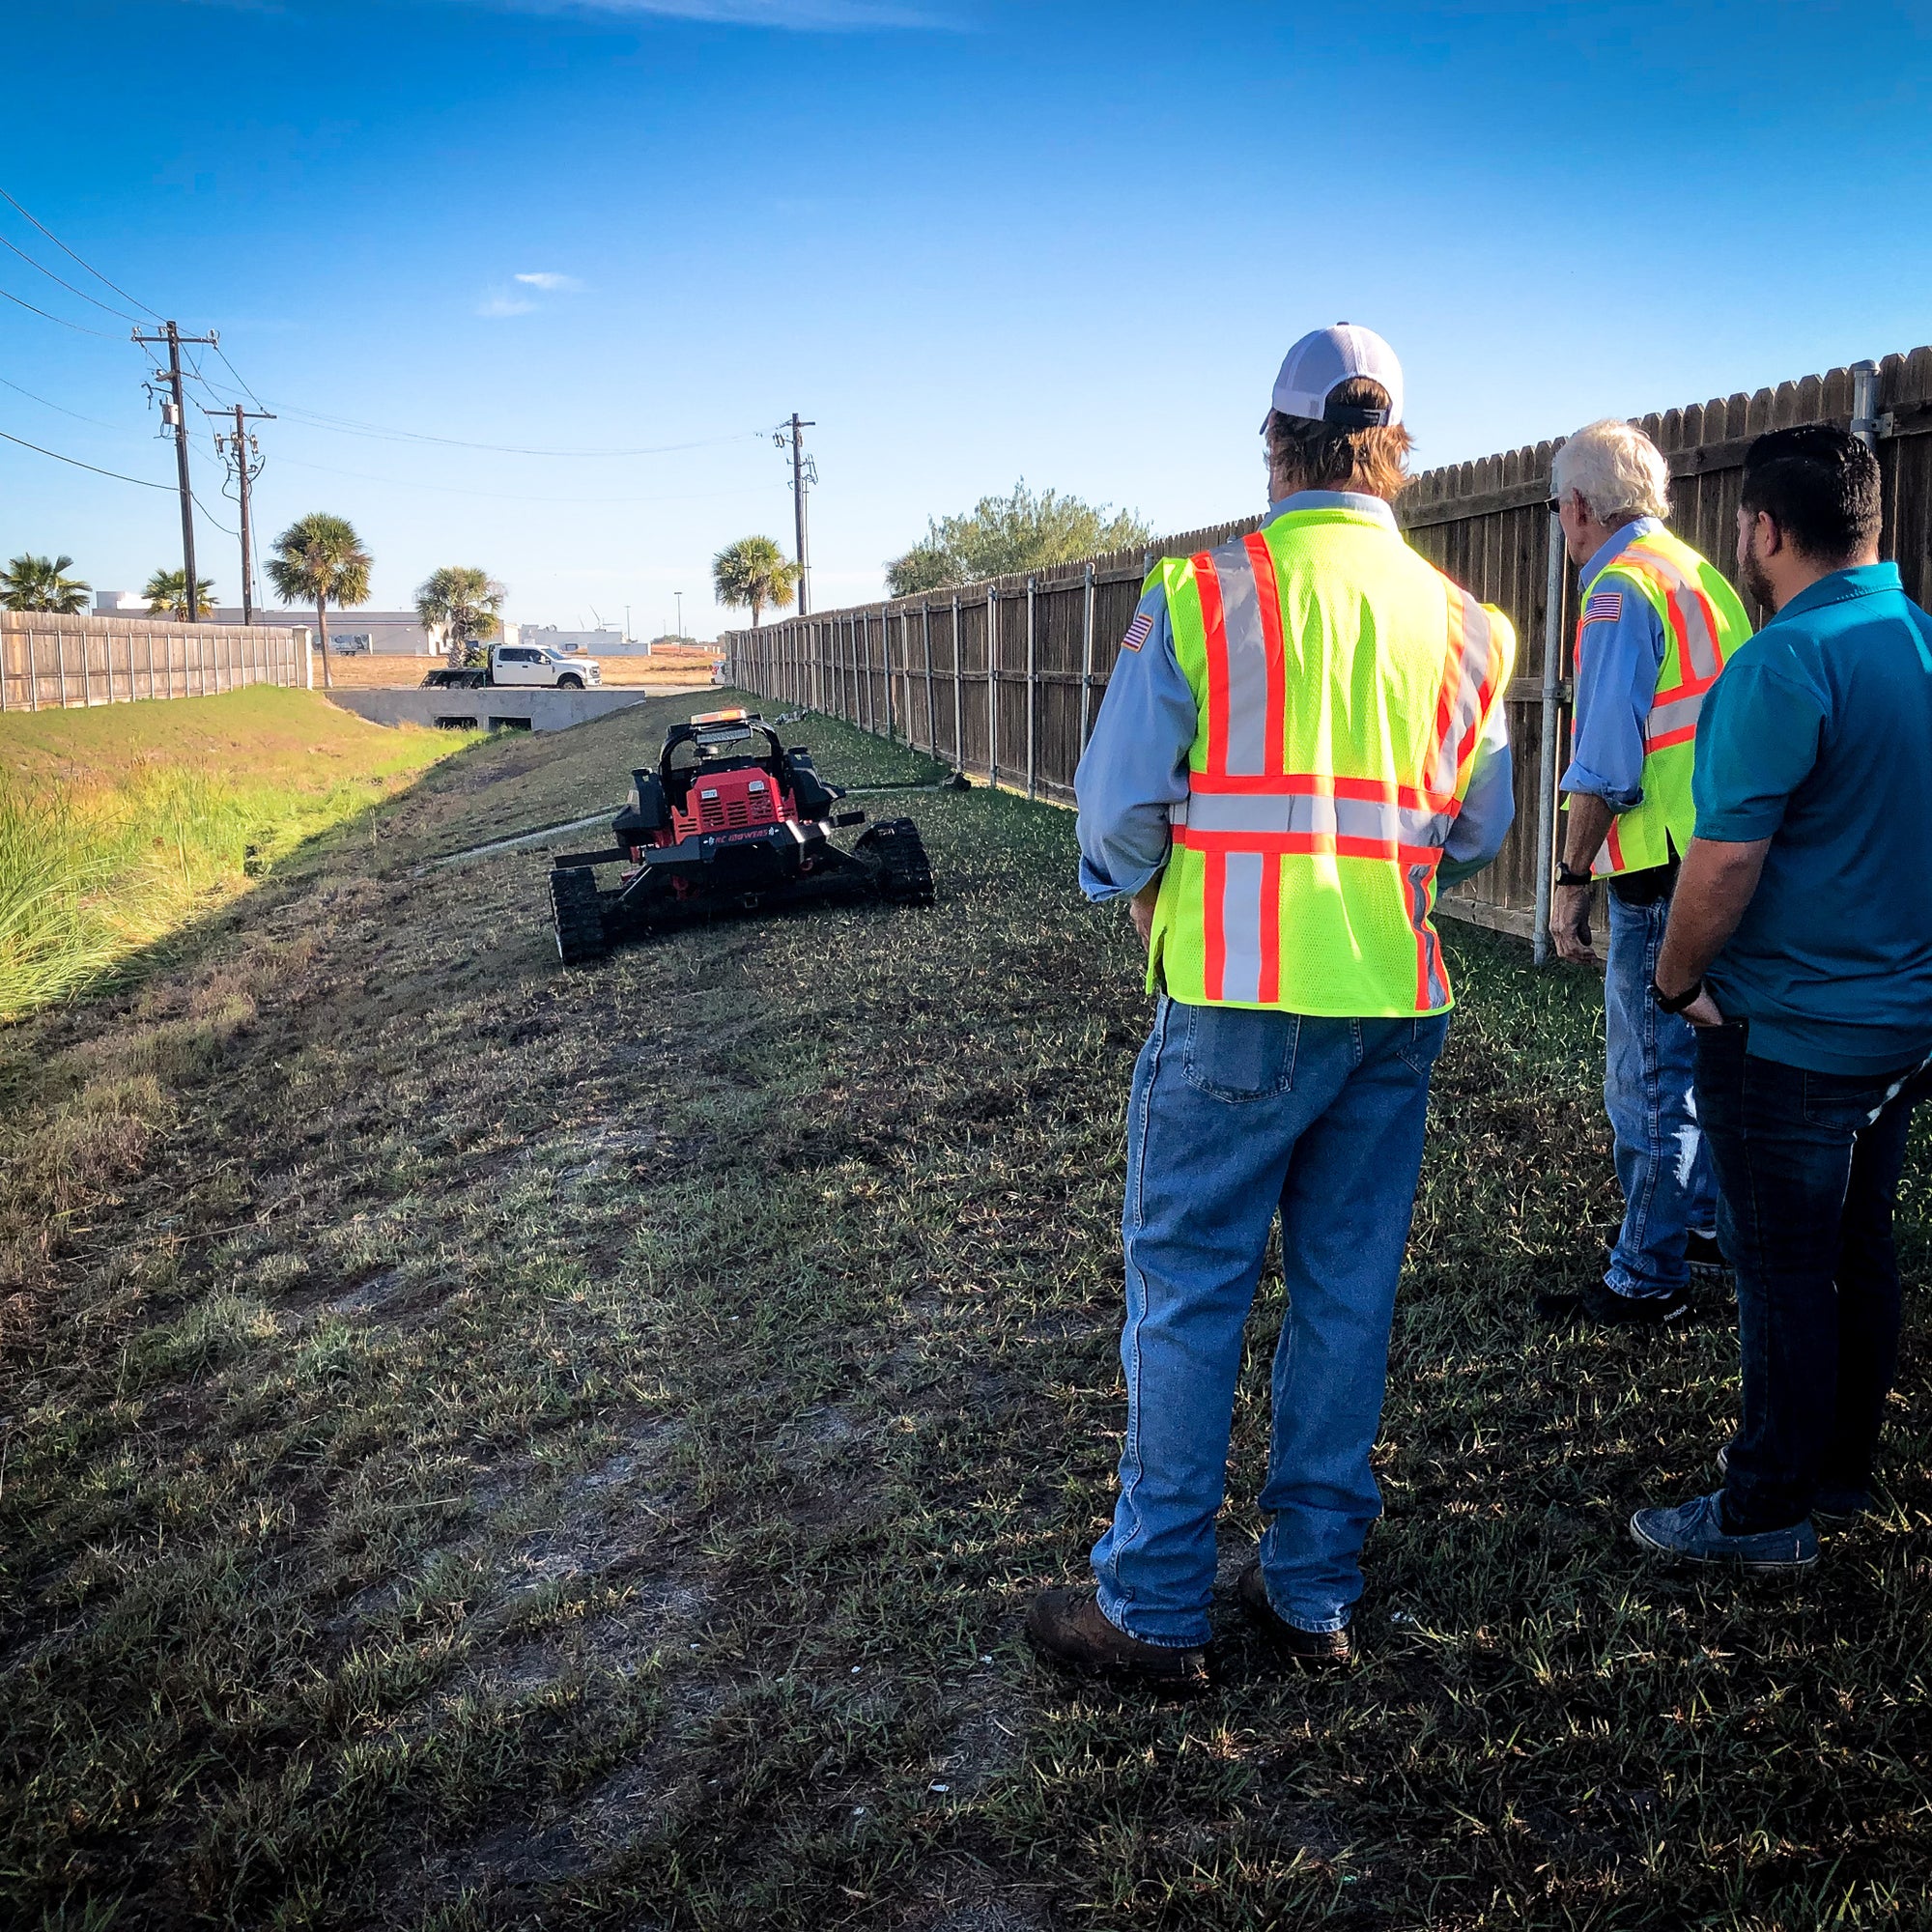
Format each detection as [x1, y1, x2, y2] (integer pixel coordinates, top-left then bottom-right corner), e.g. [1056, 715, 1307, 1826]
[2, 0, 1929, 633]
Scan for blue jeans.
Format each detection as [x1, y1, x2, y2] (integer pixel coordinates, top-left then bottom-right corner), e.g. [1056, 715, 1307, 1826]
[1696, 1022, 1928, 1531]
[1092, 995, 1448, 1645]
[1604, 887, 1718, 1297]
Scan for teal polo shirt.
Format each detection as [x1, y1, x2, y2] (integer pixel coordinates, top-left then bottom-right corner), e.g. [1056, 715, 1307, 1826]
[1694, 562, 1932, 1074]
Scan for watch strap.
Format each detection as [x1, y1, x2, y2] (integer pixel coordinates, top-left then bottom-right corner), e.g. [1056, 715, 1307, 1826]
[1651, 976, 1705, 1015]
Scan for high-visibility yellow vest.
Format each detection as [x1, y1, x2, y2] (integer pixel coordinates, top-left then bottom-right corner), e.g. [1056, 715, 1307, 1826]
[1148, 506, 1517, 1016]
[1577, 527, 1751, 877]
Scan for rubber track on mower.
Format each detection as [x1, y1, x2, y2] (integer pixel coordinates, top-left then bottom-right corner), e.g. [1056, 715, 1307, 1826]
[860, 819, 935, 905]
[550, 866, 609, 963]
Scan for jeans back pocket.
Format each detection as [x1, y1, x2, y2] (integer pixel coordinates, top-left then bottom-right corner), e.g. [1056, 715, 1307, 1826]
[1179, 1002, 1298, 1101]
[1803, 1065, 1906, 1132]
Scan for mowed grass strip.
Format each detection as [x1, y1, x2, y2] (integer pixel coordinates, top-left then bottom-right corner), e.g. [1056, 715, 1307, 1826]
[1, 690, 1927, 1932]
[0, 686, 463, 1022]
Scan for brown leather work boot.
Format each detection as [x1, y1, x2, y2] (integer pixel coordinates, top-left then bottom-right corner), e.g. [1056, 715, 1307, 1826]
[1025, 1587, 1209, 1689]
[1236, 1563, 1352, 1671]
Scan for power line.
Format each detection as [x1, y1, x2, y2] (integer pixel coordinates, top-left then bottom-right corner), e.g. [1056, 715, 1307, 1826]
[0, 372, 122, 429]
[192, 488, 239, 538]
[210, 339, 268, 410]
[0, 423, 170, 489]
[0, 231, 147, 324]
[0, 183, 158, 318]
[0, 281, 121, 338]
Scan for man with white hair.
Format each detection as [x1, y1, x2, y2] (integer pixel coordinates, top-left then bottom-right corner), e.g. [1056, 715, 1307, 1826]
[1028, 326, 1517, 1686]
[1547, 420, 1752, 1325]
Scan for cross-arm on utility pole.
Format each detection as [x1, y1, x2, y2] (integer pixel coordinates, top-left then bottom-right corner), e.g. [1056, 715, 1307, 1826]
[775, 413, 816, 616]
[132, 321, 220, 621]
[206, 400, 275, 625]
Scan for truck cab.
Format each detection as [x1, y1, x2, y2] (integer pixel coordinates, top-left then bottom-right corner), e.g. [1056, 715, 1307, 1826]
[493, 643, 600, 689]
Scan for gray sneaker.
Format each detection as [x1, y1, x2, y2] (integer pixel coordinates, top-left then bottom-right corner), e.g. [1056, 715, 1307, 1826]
[1716, 1443, 1871, 1521]
[1630, 1492, 1818, 1571]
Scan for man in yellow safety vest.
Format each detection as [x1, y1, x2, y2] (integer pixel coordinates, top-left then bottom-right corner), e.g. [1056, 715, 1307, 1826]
[1028, 325, 1518, 1686]
[1546, 420, 1750, 1327]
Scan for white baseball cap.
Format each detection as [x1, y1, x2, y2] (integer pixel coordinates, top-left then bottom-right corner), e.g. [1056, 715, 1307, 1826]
[1264, 323, 1405, 431]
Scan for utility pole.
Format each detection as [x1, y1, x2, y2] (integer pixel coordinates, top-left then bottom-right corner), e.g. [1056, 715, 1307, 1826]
[675, 590, 684, 641]
[132, 322, 220, 620]
[207, 400, 274, 624]
[775, 413, 816, 615]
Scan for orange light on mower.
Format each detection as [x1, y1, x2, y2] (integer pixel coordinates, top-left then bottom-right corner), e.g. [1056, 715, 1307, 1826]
[690, 707, 749, 725]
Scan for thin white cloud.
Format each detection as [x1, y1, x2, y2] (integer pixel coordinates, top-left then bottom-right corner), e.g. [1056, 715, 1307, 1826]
[478, 288, 539, 317]
[515, 271, 586, 292]
[493, 0, 944, 26]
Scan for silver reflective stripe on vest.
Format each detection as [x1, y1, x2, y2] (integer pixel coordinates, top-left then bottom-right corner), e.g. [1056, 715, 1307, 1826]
[1644, 689, 1706, 746]
[1425, 590, 1497, 800]
[1617, 540, 1723, 686]
[1172, 790, 1455, 849]
[1211, 535, 1273, 776]
[1219, 850, 1266, 1004]
[1406, 860, 1448, 1008]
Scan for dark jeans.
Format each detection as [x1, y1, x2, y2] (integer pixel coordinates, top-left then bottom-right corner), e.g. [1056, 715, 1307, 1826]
[1695, 1022, 1928, 1532]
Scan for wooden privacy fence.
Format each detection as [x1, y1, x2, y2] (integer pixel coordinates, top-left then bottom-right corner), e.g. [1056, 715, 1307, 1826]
[727, 344, 1932, 948]
[0, 612, 308, 713]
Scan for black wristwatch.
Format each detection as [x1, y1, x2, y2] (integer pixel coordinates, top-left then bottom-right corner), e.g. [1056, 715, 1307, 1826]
[1651, 977, 1705, 1015]
[1554, 863, 1594, 889]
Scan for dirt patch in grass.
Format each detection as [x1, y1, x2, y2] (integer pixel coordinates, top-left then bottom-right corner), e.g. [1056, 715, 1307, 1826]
[2, 688, 1929, 1930]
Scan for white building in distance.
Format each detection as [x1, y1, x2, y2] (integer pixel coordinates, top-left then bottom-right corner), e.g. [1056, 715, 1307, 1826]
[517, 623, 632, 655]
[93, 592, 440, 653]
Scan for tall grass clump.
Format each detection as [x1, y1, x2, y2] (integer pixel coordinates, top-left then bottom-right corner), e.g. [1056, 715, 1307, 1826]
[0, 743, 447, 1023]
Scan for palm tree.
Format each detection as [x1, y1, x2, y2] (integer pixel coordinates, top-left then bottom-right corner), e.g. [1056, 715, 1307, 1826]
[265, 513, 372, 692]
[143, 567, 217, 620]
[0, 553, 91, 613]
[712, 536, 799, 630]
[415, 565, 506, 668]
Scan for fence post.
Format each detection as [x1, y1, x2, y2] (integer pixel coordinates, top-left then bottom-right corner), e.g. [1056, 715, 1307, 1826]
[1024, 575, 1037, 800]
[951, 593, 963, 771]
[28, 624, 42, 710]
[881, 606, 895, 743]
[1078, 559, 1096, 755]
[1531, 507, 1568, 967]
[922, 601, 935, 754]
[986, 585, 999, 789]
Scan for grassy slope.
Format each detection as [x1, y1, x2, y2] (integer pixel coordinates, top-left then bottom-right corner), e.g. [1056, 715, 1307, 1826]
[1, 691, 1927, 1932]
[0, 688, 461, 1020]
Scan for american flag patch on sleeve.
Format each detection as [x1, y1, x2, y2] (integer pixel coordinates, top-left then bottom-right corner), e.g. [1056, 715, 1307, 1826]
[1120, 611, 1153, 652]
[1581, 589, 1623, 626]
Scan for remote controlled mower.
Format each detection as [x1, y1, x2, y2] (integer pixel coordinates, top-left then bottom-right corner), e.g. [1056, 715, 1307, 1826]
[548, 708, 934, 963]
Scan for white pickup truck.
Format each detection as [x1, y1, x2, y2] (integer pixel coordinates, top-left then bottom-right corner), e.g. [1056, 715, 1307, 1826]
[421, 643, 602, 691]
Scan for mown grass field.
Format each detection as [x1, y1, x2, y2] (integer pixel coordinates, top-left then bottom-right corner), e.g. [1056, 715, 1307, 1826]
[0, 687, 461, 1022]
[2, 690, 1927, 1932]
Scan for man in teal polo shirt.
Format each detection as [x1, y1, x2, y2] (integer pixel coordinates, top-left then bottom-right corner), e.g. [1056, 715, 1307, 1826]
[1632, 423, 1932, 1570]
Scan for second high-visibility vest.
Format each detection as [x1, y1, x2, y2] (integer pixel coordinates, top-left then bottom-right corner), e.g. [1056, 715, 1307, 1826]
[1147, 506, 1517, 1016]
[1578, 526, 1751, 877]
